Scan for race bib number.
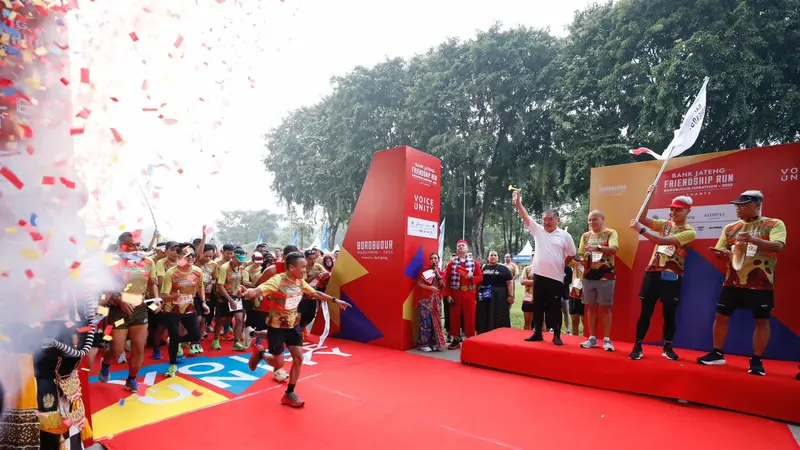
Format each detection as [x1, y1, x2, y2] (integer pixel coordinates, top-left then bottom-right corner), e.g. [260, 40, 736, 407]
[573, 279, 583, 290]
[591, 252, 603, 263]
[657, 245, 676, 257]
[746, 244, 758, 257]
[176, 294, 193, 305]
[203, 273, 213, 284]
[231, 298, 243, 311]
[523, 293, 533, 303]
[285, 295, 302, 310]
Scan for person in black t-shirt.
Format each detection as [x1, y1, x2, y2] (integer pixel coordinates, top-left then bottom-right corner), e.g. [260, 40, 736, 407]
[476, 251, 514, 334]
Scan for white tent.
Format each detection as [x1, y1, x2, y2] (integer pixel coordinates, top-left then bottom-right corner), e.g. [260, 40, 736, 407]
[512, 241, 533, 263]
[332, 244, 340, 253]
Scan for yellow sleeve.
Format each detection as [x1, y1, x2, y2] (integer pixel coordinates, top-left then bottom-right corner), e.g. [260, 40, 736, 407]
[216, 264, 228, 284]
[577, 233, 587, 255]
[300, 279, 318, 296]
[146, 259, 157, 280]
[652, 219, 666, 233]
[256, 275, 282, 296]
[714, 226, 729, 250]
[674, 228, 696, 246]
[155, 259, 167, 277]
[769, 219, 787, 244]
[160, 269, 173, 294]
[242, 270, 251, 283]
[608, 230, 619, 248]
[194, 268, 204, 291]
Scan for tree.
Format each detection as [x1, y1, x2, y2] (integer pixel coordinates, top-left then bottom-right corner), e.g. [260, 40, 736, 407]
[214, 210, 279, 246]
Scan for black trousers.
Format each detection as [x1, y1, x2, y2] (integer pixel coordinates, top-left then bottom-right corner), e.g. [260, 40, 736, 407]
[162, 313, 199, 364]
[636, 271, 682, 342]
[298, 297, 318, 328]
[533, 275, 564, 335]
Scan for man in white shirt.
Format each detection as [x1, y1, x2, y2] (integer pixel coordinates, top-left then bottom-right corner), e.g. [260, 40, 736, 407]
[512, 190, 576, 345]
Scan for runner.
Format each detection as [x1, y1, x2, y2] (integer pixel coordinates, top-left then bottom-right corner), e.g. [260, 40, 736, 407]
[151, 241, 181, 360]
[242, 252, 265, 347]
[194, 244, 218, 352]
[98, 233, 158, 392]
[214, 248, 247, 351]
[299, 249, 329, 344]
[244, 251, 350, 407]
[160, 245, 207, 377]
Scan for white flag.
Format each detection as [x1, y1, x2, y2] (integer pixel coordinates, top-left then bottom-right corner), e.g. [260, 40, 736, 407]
[437, 218, 446, 269]
[629, 77, 709, 160]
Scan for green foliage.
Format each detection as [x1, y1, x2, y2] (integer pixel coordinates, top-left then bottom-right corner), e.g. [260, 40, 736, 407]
[264, 1, 800, 255]
[214, 210, 279, 247]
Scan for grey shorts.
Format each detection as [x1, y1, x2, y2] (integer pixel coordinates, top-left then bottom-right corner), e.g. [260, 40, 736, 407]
[582, 279, 615, 306]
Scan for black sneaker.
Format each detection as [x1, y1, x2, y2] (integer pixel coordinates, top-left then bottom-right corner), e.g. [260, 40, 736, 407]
[525, 333, 544, 342]
[629, 343, 643, 360]
[662, 344, 679, 361]
[552, 335, 563, 346]
[697, 351, 726, 366]
[748, 357, 766, 376]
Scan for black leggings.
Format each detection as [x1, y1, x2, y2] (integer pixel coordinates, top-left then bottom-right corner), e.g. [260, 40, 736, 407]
[636, 272, 682, 342]
[163, 313, 199, 364]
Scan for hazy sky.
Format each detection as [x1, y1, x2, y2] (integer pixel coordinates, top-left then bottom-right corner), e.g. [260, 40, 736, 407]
[70, 0, 593, 241]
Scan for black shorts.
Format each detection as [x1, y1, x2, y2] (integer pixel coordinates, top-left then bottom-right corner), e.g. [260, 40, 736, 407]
[638, 271, 682, 305]
[243, 300, 268, 330]
[716, 286, 774, 320]
[216, 296, 244, 318]
[266, 325, 303, 355]
[107, 304, 148, 329]
[569, 297, 584, 316]
[521, 301, 535, 313]
[193, 297, 206, 315]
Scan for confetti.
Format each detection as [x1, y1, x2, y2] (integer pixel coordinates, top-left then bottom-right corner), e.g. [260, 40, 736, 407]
[41, 176, 55, 185]
[129, 32, 139, 42]
[1, 167, 24, 189]
[103, 335, 113, 342]
[148, 303, 158, 311]
[69, 127, 85, 136]
[19, 248, 40, 261]
[76, 326, 93, 333]
[110, 128, 123, 143]
[114, 319, 125, 327]
[97, 306, 110, 317]
[24, 269, 34, 279]
[174, 35, 184, 48]
[80, 68, 90, 84]
[29, 213, 37, 226]
[110, 97, 119, 102]
[65, 321, 75, 328]
[0, 334, 10, 342]
[118, 398, 125, 406]
[191, 390, 203, 397]
[59, 177, 76, 189]
[76, 108, 91, 119]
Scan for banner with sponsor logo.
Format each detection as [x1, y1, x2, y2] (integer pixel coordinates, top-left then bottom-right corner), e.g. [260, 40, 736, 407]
[317, 146, 441, 350]
[591, 142, 800, 361]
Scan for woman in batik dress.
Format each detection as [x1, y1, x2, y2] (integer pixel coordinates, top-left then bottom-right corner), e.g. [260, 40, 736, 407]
[416, 253, 447, 352]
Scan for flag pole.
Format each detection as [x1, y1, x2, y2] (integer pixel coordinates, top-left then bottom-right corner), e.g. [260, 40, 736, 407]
[635, 151, 673, 220]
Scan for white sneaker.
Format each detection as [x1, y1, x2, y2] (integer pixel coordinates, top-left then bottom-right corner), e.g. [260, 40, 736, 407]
[273, 368, 289, 382]
[243, 326, 254, 348]
[117, 352, 127, 364]
[420, 346, 432, 352]
[602, 338, 615, 352]
[580, 337, 598, 349]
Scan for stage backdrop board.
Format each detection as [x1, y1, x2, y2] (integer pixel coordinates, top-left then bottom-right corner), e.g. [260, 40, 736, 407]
[591, 143, 800, 361]
[316, 146, 441, 350]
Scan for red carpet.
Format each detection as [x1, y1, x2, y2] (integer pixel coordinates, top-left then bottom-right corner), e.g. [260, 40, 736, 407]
[461, 328, 800, 423]
[96, 339, 797, 450]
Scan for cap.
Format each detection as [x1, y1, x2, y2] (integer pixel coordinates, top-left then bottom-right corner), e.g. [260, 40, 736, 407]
[165, 241, 180, 250]
[669, 199, 691, 209]
[155, 243, 166, 252]
[730, 192, 763, 205]
[234, 254, 247, 262]
[253, 252, 264, 263]
[456, 240, 469, 248]
[304, 249, 315, 257]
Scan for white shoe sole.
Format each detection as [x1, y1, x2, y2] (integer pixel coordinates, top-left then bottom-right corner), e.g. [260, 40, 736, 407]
[699, 359, 726, 366]
[662, 352, 679, 361]
[747, 369, 766, 376]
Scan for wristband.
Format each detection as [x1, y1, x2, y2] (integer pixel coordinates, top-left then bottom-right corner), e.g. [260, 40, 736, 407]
[639, 227, 647, 235]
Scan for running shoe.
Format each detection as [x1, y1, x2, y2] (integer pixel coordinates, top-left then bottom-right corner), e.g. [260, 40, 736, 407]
[273, 368, 289, 382]
[223, 332, 234, 341]
[117, 352, 127, 364]
[552, 334, 564, 346]
[419, 346, 433, 352]
[748, 357, 766, 376]
[152, 346, 162, 360]
[602, 338, 615, 352]
[447, 340, 461, 350]
[165, 364, 178, 378]
[98, 364, 111, 383]
[189, 343, 200, 355]
[662, 344, 679, 361]
[303, 329, 319, 345]
[196, 343, 204, 354]
[177, 345, 185, 358]
[629, 343, 643, 360]
[124, 378, 139, 392]
[580, 337, 598, 349]
[233, 342, 246, 352]
[249, 345, 265, 371]
[243, 326, 254, 348]
[697, 351, 726, 366]
[281, 392, 305, 408]
[212, 339, 221, 350]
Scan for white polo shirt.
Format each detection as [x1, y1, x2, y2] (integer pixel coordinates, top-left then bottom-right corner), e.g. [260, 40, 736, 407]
[526, 219, 576, 283]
